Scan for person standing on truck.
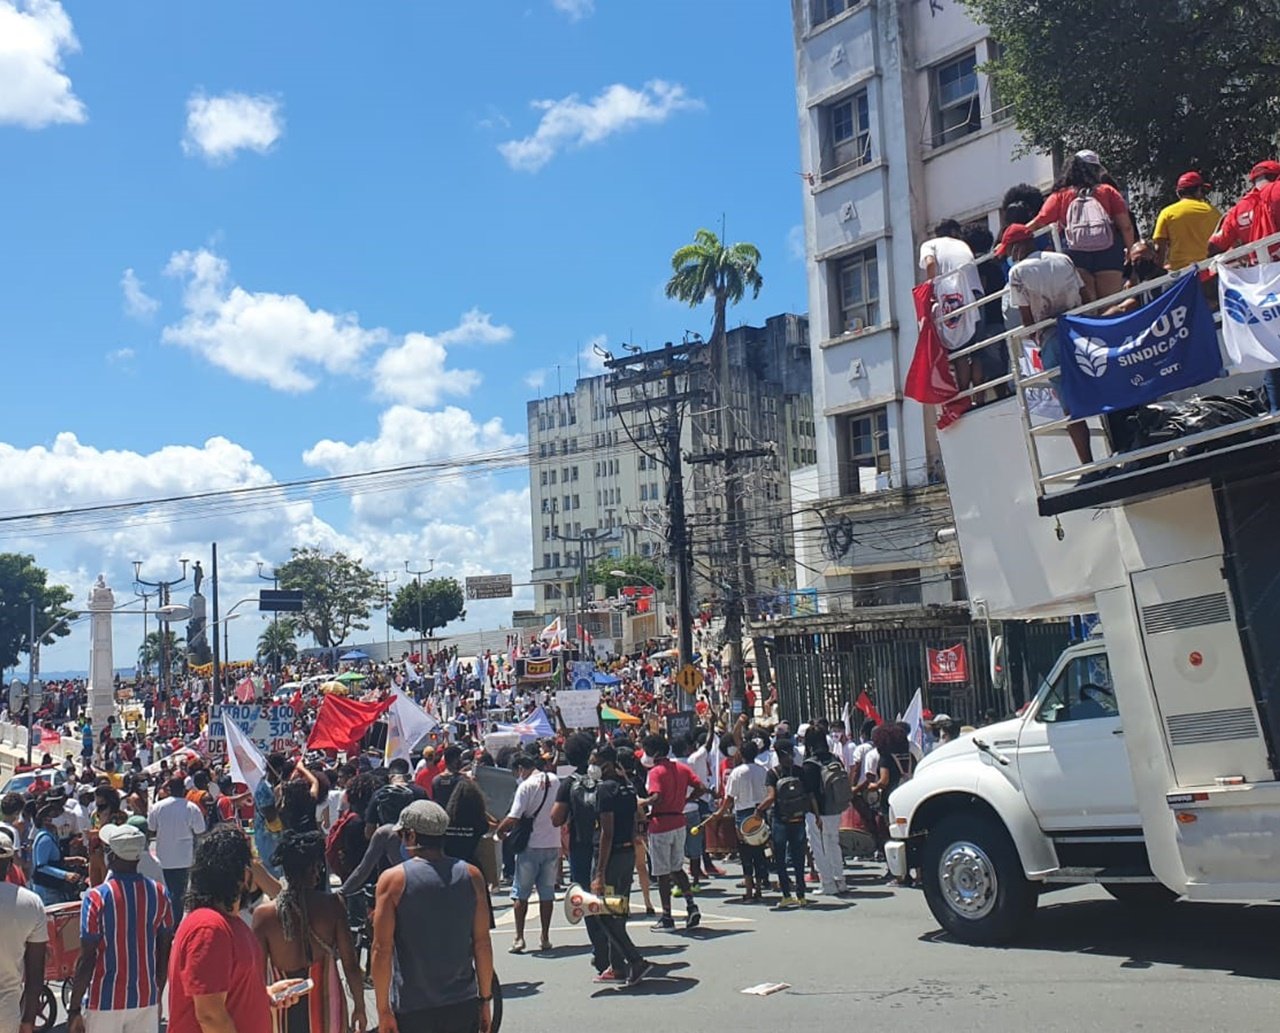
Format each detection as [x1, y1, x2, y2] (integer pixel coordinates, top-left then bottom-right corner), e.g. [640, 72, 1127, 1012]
[997, 223, 1097, 466]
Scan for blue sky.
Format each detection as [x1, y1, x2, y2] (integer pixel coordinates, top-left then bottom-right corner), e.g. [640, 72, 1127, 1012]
[0, 0, 808, 669]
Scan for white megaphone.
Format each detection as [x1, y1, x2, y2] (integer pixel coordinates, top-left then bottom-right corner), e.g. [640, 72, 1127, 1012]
[563, 883, 627, 924]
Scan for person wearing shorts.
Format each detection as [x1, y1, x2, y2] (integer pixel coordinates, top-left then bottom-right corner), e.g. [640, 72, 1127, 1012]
[496, 754, 558, 954]
[641, 734, 706, 931]
[999, 223, 1097, 467]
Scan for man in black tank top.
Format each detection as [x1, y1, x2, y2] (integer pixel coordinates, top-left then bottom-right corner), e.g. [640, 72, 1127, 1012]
[372, 801, 495, 1033]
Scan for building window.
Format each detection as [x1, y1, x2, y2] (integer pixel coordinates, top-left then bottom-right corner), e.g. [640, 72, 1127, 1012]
[823, 89, 871, 178]
[563, 496, 571, 511]
[542, 526, 550, 541]
[837, 407, 890, 495]
[932, 50, 981, 147]
[832, 247, 880, 334]
[552, 552, 561, 568]
[543, 553, 551, 568]
[572, 494, 580, 509]
[538, 443, 546, 458]
[571, 466, 579, 481]
[640, 485, 648, 501]
[539, 471, 547, 486]
[812, 0, 857, 27]
[549, 470, 557, 484]
[540, 499, 550, 513]
[640, 543, 651, 557]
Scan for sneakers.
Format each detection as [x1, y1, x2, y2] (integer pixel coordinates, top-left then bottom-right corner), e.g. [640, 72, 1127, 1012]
[777, 896, 799, 909]
[685, 906, 702, 929]
[626, 962, 655, 986]
[651, 916, 676, 932]
[593, 968, 625, 983]
[672, 886, 684, 898]
[797, 896, 809, 907]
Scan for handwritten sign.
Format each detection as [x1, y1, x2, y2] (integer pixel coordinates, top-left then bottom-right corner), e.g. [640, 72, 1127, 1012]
[207, 703, 298, 757]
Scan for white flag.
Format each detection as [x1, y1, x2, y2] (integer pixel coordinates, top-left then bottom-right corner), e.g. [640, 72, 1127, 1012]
[385, 686, 439, 765]
[707, 726, 723, 792]
[901, 688, 925, 752]
[1219, 263, 1280, 372]
[224, 714, 268, 792]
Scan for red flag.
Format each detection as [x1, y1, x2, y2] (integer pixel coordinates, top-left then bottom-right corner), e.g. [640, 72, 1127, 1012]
[307, 694, 392, 754]
[905, 281, 972, 428]
[235, 676, 256, 703]
[855, 690, 884, 726]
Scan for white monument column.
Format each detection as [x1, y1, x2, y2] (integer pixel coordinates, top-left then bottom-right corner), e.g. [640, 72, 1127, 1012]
[86, 575, 116, 728]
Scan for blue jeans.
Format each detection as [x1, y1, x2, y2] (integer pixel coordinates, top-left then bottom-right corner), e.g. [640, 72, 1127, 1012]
[512, 847, 558, 902]
[163, 867, 189, 921]
[1265, 369, 1280, 414]
[771, 820, 807, 899]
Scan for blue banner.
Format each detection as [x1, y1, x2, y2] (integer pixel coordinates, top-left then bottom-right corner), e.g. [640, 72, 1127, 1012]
[1057, 270, 1222, 418]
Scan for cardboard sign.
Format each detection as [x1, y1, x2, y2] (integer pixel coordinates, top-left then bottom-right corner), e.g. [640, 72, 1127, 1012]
[207, 703, 298, 757]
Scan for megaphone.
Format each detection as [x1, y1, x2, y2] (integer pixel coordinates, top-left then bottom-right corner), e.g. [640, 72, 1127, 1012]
[563, 883, 627, 924]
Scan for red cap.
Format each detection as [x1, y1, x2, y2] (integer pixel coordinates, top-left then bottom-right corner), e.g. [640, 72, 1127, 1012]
[1250, 160, 1280, 182]
[921, 709, 935, 721]
[995, 223, 1035, 256]
[1177, 171, 1209, 191]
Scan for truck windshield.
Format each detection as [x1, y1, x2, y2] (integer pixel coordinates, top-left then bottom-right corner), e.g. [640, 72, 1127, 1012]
[1036, 654, 1117, 724]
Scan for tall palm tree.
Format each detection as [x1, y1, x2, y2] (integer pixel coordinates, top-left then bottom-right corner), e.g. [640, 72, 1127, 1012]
[257, 619, 299, 669]
[137, 629, 185, 675]
[664, 228, 764, 345]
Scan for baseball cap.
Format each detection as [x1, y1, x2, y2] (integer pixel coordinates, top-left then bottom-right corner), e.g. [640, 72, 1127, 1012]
[99, 823, 146, 861]
[126, 815, 150, 835]
[0, 829, 14, 860]
[930, 713, 953, 725]
[995, 223, 1035, 256]
[393, 800, 449, 837]
[1177, 171, 1210, 191]
[1075, 149, 1103, 167]
[1250, 160, 1280, 181]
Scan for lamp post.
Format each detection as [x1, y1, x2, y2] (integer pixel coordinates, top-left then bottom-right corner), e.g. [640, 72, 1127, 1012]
[377, 572, 398, 660]
[133, 559, 188, 718]
[132, 586, 154, 674]
[405, 559, 434, 661]
[257, 562, 280, 674]
[218, 599, 259, 668]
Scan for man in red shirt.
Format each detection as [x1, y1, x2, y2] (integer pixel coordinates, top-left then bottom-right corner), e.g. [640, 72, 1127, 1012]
[167, 827, 306, 1033]
[641, 734, 707, 931]
[1209, 160, 1280, 257]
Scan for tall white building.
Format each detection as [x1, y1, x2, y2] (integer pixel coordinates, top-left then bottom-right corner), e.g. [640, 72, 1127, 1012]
[789, 0, 1053, 611]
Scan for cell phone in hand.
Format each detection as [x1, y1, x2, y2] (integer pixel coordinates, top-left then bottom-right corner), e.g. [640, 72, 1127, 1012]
[272, 979, 314, 1003]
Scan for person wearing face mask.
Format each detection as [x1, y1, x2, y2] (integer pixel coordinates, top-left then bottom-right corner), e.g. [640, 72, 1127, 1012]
[167, 826, 308, 1033]
[639, 734, 706, 932]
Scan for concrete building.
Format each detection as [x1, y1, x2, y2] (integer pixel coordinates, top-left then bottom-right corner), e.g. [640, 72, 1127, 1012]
[787, 0, 1053, 615]
[527, 313, 815, 623]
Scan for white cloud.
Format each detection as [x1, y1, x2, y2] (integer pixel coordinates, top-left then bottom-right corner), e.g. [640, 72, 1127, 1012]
[371, 333, 481, 406]
[182, 91, 283, 164]
[436, 308, 514, 347]
[551, 0, 594, 20]
[106, 347, 134, 364]
[0, 0, 86, 128]
[580, 334, 609, 373]
[162, 248, 385, 392]
[787, 223, 807, 263]
[523, 369, 547, 391]
[499, 80, 701, 172]
[121, 268, 159, 318]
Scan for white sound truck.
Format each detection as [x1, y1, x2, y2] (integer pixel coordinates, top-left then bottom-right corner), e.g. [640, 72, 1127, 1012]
[885, 237, 1280, 944]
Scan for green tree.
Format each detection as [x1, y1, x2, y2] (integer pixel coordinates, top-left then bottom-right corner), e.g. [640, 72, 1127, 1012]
[587, 555, 665, 597]
[0, 554, 75, 671]
[964, 0, 1280, 220]
[257, 618, 299, 669]
[276, 547, 380, 648]
[664, 228, 763, 346]
[389, 578, 466, 640]
[137, 629, 186, 676]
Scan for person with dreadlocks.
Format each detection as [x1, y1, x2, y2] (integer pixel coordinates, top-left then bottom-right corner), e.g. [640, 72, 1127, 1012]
[168, 826, 308, 1033]
[253, 831, 367, 1033]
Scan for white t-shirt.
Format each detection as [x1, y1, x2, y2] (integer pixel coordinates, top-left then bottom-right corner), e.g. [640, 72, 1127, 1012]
[0, 883, 48, 1033]
[148, 796, 207, 869]
[507, 771, 559, 850]
[1007, 252, 1083, 325]
[723, 762, 768, 810]
[921, 236, 984, 349]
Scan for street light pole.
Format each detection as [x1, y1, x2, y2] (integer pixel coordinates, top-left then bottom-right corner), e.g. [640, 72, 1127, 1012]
[133, 559, 189, 722]
[378, 572, 398, 660]
[257, 562, 279, 673]
[405, 559, 434, 660]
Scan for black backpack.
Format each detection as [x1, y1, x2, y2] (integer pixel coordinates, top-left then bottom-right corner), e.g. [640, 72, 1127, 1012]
[567, 772, 598, 845]
[819, 757, 852, 815]
[773, 769, 809, 822]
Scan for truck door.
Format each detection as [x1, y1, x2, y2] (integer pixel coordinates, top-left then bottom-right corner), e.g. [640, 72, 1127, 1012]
[1017, 651, 1142, 830]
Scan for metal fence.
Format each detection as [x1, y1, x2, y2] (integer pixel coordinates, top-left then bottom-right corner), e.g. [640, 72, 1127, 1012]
[769, 619, 1071, 727]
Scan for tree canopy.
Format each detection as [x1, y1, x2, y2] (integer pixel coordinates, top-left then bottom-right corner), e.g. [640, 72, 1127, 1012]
[389, 578, 466, 640]
[665, 228, 763, 343]
[587, 555, 665, 597]
[257, 618, 299, 668]
[0, 554, 75, 671]
[137, 629, 185, 676]
[965, 0, 1280, 219]
[276, 547, 380, 648]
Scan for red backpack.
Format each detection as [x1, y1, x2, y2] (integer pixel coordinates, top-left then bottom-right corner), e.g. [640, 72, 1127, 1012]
[325, 811, 360, 879]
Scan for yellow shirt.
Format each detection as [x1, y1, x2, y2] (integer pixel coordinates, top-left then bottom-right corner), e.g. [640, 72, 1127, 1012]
[1153, 197, 1222, 270]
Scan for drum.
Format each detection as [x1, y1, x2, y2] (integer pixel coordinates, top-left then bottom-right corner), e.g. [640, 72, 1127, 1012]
[738, 813, 769, 846]
[702, 813, 738, 857]
[839, 798, 878, 858]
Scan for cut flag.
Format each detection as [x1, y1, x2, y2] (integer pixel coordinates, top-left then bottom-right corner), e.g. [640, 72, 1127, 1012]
[224, 715, 268, 792]
[307, 694, 392, 754]
[905, 280, 971, 428]
[385, 686, 439, 765]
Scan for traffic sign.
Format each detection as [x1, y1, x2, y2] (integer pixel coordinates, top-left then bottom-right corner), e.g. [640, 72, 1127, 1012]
[259, 589, 304, 612]
[466, 574, 513, 600]
[675, 664, 702, 694]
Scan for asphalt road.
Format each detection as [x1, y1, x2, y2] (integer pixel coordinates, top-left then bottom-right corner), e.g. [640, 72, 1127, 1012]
[489, 859, 1280, 1033]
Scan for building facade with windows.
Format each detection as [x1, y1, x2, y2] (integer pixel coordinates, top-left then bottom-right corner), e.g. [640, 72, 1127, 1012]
[787, 0, 1053, 615]
[527, 313, 815, 620]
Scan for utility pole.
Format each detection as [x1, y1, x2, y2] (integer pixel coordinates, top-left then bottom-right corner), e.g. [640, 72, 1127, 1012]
[134, 559, 189, 724]
[211, 543, 221, 706]
[605, 339, 703, 671]
[405, 559, 434, 660]
[256, 562, 279, 673]
[553, 527, 610, 651]
[377, 571, 398, 659]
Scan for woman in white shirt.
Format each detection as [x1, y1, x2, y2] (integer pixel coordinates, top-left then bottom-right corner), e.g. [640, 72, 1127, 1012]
[713, 739, 770, 903]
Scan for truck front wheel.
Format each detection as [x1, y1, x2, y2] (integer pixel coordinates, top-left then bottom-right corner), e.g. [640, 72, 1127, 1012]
[921, 812, 1036, 945]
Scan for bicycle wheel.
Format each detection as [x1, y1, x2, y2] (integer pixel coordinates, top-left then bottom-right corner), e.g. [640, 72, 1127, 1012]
[490, 972, 503, 1033]
[35, 985, 57, 1033]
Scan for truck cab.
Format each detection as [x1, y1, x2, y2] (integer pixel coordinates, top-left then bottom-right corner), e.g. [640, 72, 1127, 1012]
[887, 637, 1166, 943]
